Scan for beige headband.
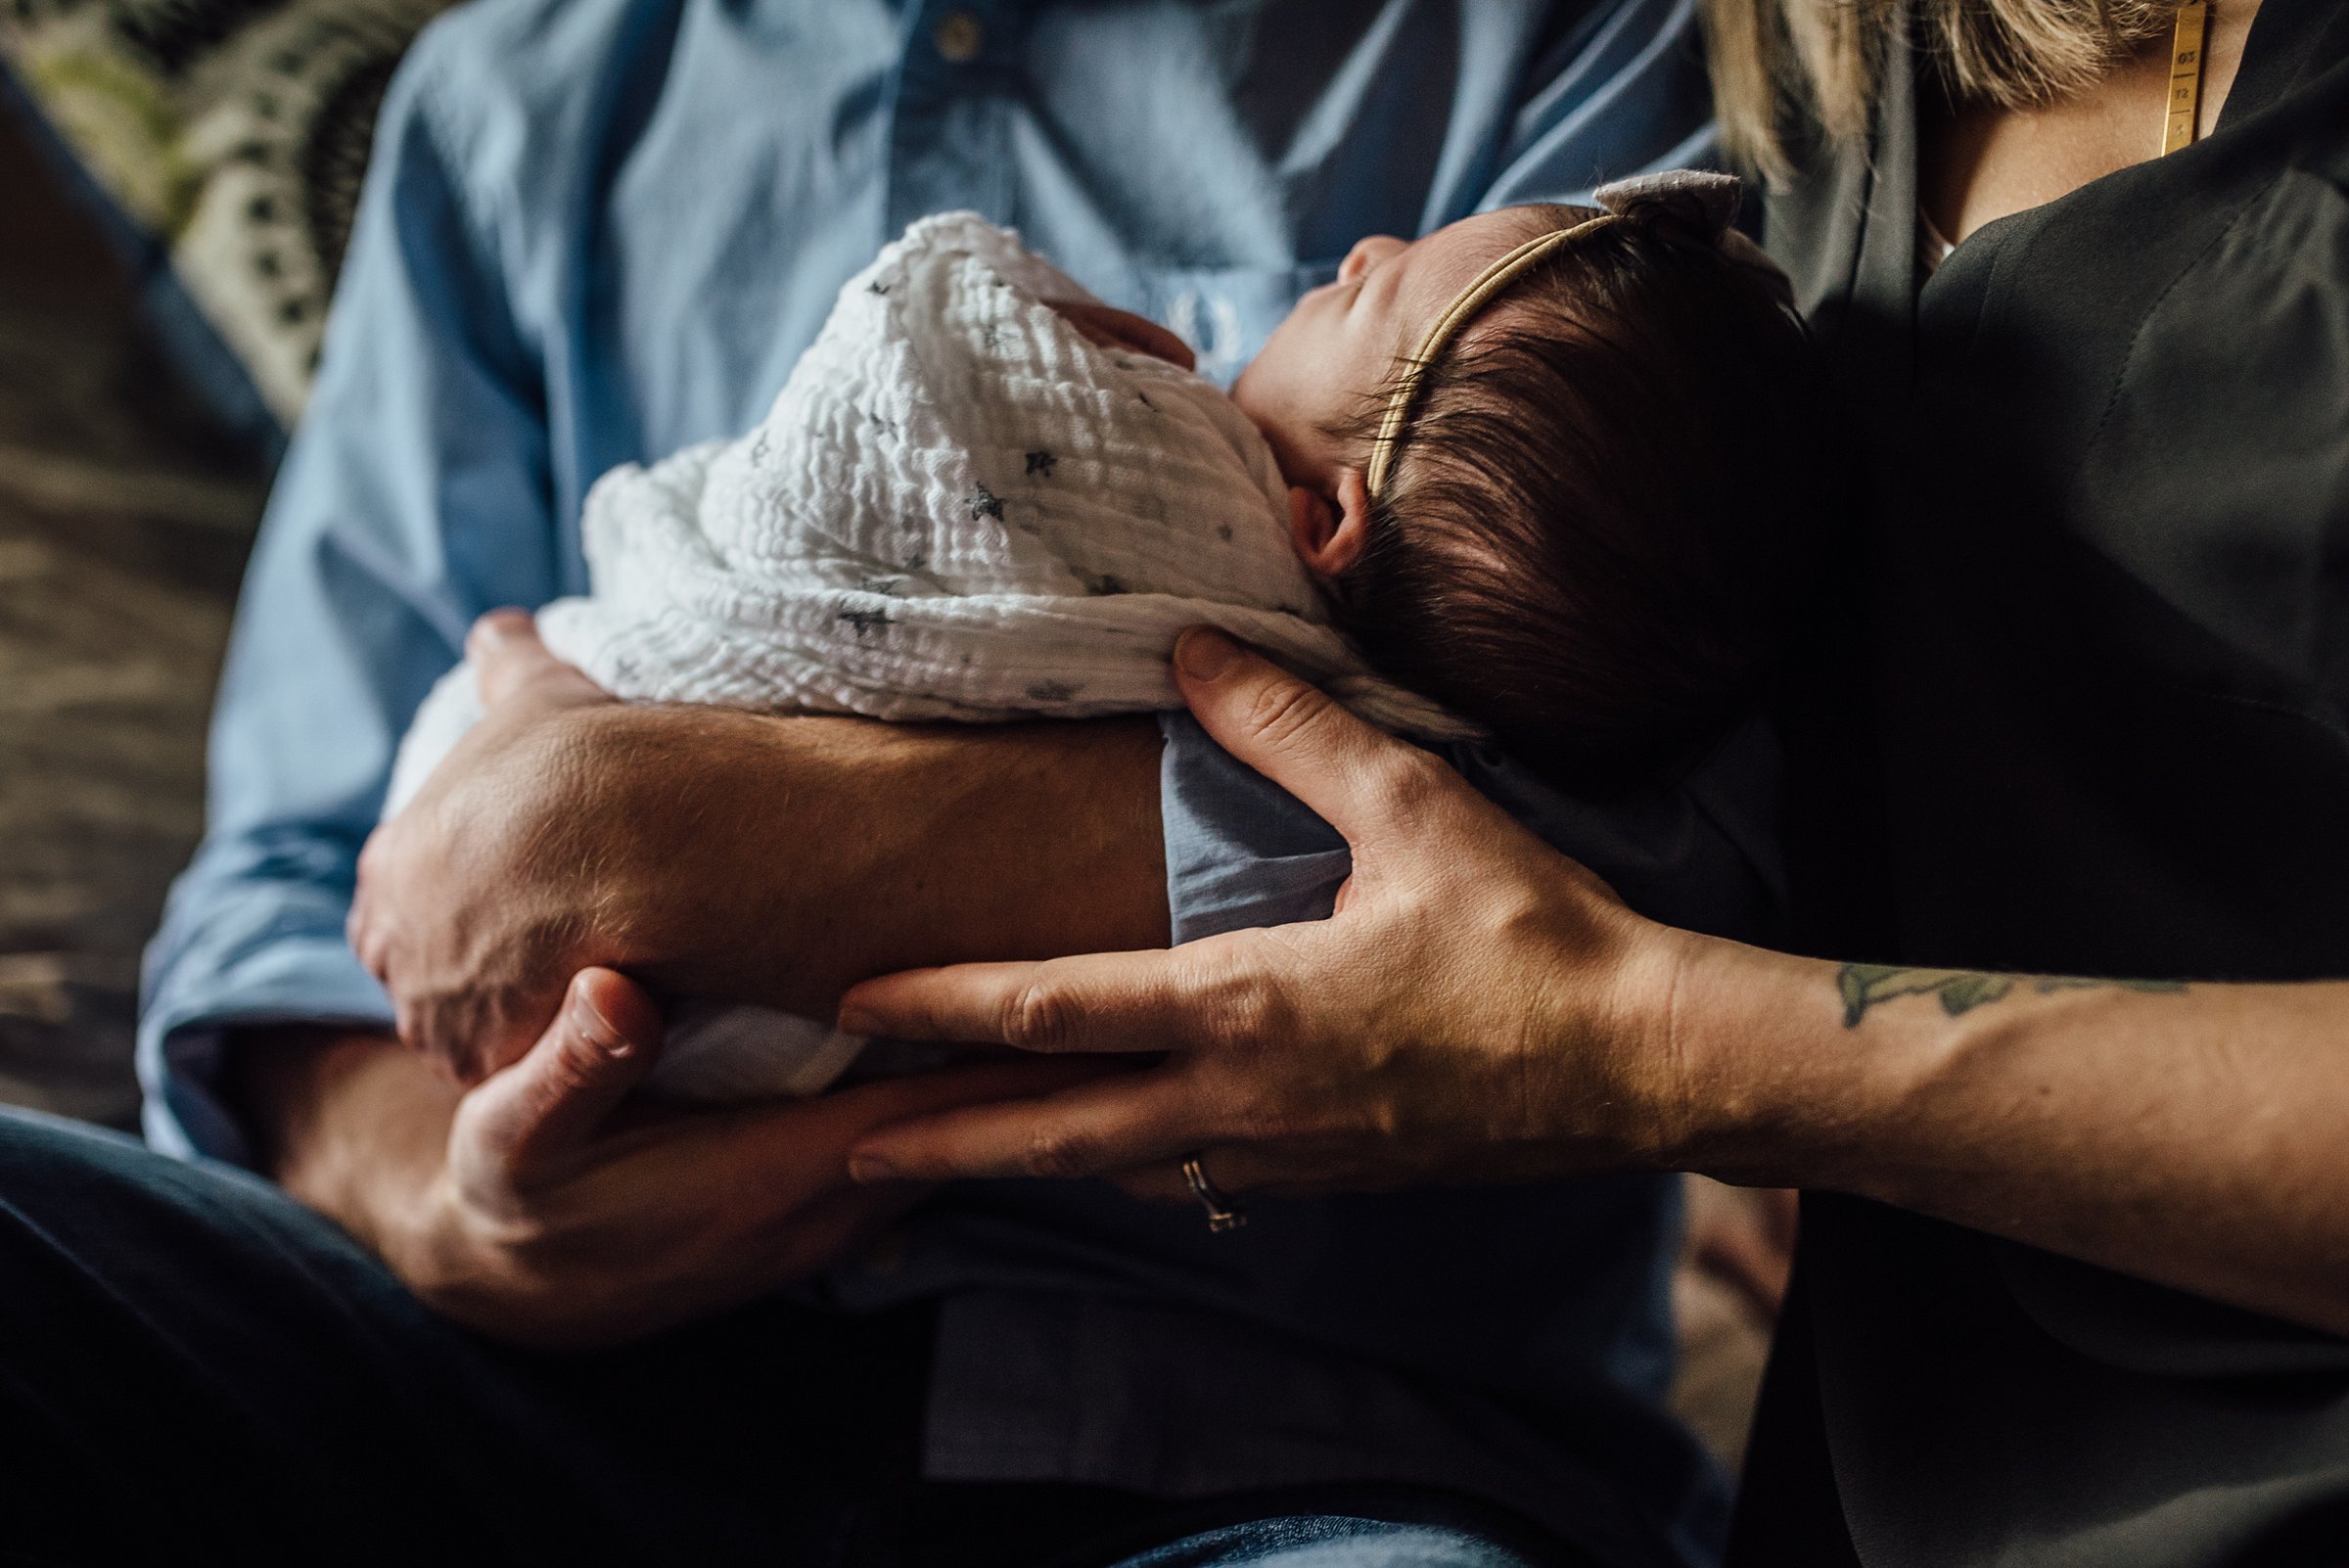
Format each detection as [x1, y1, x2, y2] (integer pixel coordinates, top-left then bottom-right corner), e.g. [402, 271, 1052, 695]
[1362, 211, 1619, 497]
[1359, 170, 1790, 499]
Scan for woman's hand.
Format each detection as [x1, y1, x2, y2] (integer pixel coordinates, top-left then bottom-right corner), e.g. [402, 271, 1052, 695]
[237, 967, 1118, 1349]
[841, 628, 1700, 1200]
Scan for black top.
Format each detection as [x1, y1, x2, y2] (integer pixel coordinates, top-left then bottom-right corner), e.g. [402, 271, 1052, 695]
[1744, 2, 2349, 1562]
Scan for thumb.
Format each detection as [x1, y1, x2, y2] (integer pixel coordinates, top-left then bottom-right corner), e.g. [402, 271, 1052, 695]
[469, 609, 610, 713]
[1172, 627, 1445, 853]
[457, 967, 664, 1179]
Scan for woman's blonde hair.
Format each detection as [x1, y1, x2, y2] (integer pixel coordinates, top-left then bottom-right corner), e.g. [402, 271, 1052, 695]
[1704, 0, 2181, 180]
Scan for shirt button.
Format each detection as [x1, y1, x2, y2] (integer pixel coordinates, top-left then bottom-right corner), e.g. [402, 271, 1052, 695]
[932, 10, 983, 63]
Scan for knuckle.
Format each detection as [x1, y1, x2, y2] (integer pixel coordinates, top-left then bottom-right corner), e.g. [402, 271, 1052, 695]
[1228, 1097, 1298, 1146]
[1023, 1123, 1099, 1179]
[542, 1025, 611, 1095]
[1380, 747, 1452, 806]
[1201, 963, 1284, 1052]
[1001, 980, 1079, 1052]
[1236, 676, 1335, 752]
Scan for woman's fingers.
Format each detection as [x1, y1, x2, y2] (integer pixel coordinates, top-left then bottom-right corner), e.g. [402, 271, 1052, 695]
[1171, 628, 1455, 854]
[775, 1051, 1142, 1152]
[849, 1068, 1202, 1182]
[839, 945, 1237, 1054]
[469, 609, 611, 712]
[459, 967, 664, 1177]
[1109, 1145, 1294, 1207]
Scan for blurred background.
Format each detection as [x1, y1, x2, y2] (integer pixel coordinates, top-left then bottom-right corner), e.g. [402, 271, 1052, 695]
[1, 0, 1779, 1470]
[0, 89, 262, 1126]
[2, 0, 447, 1123]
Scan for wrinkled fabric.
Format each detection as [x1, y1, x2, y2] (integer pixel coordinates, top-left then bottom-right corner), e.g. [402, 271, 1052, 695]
[1111, 1516, 1547, 1568]
[138, 3, 1740, 1560]
[384, 211, 1467, 1100]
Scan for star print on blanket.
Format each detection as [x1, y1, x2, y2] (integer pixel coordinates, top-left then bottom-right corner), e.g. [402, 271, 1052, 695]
[384, 211, 1469, 1102]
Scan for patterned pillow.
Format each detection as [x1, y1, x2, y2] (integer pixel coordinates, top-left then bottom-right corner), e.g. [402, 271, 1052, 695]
[2, 0, 455, 431]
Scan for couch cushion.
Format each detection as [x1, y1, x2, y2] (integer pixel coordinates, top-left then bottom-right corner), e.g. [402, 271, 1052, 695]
[2, 0, 457, 437]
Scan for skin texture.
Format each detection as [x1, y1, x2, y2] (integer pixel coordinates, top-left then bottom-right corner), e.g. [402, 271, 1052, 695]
[232, 973, 1122, 1349]
[845, 631, 2349, 1338]
[248, 616, 1166, 1344]
[347, 614, 1168, 1083]
[1920, 0, 2261, 244]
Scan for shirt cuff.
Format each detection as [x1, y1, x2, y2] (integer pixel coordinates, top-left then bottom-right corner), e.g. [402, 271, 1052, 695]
[138, 883, 393, 1167]
[1158, 713, 1352, 942]
[1156, 709, 1786, 949]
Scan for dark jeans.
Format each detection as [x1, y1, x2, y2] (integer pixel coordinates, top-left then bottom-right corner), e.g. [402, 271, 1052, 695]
[0, 1108, 1578, 1568]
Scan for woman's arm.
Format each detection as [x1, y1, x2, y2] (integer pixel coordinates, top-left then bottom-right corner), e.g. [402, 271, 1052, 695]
[1664, 944, 2349, 1333]
[845, 630, 2349, 1338]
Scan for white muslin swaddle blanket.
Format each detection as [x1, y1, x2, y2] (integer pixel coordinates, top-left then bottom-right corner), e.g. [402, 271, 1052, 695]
[386, 212, 1467, 1102]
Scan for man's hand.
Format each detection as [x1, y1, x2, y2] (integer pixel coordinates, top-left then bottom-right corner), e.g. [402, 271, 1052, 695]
[348, 612, 621, 1081]
[236, 968, 1121, 1349]
[1046, 300, 1197, 368]
[349, 612, 1168, 1084]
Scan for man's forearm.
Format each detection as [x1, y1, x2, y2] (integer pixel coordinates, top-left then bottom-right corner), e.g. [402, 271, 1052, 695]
[548, 705, 1171, 1016]
[1666, 938, 2349, 1334]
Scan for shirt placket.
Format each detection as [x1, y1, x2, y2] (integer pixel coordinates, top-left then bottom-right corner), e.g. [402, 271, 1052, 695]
[886, 1, 1021, 233]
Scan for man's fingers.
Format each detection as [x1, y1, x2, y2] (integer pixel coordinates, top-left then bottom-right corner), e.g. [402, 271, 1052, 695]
[1171, 628, 1451, 853]
[839, 949, 1220, 1054]
[469, 609, 610, 712]
[1049, 300, 1198, 371]
[848, 1070, 1201, 1182]
[460, 967, 663, 1176]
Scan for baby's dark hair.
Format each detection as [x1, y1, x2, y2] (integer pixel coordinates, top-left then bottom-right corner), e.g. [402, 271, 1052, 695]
[1330, 202, 1821, 796]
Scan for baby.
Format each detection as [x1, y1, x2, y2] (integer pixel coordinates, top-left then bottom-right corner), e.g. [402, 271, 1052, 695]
[385, 170, 1815, 1100]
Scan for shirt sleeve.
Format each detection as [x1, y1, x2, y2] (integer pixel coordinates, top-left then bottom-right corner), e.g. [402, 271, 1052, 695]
[137, 29, 560, 1165]
[1159, 713, 1785, 945]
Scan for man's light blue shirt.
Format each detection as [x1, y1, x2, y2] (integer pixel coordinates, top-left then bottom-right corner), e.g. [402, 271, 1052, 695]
[140, 3, 1776, 1562]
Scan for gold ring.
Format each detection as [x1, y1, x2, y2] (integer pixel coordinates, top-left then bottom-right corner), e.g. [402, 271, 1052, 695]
[1181, 1154, 1247, 1233]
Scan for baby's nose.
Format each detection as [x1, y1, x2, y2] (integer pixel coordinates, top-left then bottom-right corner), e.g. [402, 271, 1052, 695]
[1338, 235, 1408, 283]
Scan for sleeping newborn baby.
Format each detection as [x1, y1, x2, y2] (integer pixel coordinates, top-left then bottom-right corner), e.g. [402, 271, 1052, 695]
[385, 171, 1815, 1100]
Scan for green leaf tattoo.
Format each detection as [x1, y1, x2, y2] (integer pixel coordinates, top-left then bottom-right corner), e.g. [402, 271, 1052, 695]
[1836, 964, 2186, 1028]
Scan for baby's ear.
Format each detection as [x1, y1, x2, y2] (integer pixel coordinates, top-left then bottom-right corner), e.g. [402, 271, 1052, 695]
[1290, 470, 1371, 576]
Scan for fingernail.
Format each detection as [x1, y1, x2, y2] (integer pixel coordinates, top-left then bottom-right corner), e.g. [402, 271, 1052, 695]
[467, 609, 529, 657]
[571, 985, 634, 1059]
[848, 1153, 898, 1183]
[1174, 627, 1238, 681]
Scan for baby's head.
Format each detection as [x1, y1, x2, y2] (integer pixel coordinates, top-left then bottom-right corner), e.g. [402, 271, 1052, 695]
[1232, 177, 1819, 795]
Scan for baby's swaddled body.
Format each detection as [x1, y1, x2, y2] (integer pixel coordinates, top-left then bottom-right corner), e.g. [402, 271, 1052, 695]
[386, 213, 1460, 1100]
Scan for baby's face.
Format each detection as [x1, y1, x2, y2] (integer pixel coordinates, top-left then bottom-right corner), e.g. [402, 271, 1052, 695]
[1231, 208, 1556, 499]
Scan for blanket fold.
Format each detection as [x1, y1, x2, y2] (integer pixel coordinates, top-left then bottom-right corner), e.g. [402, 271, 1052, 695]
[387, 212, 1467, 1101]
